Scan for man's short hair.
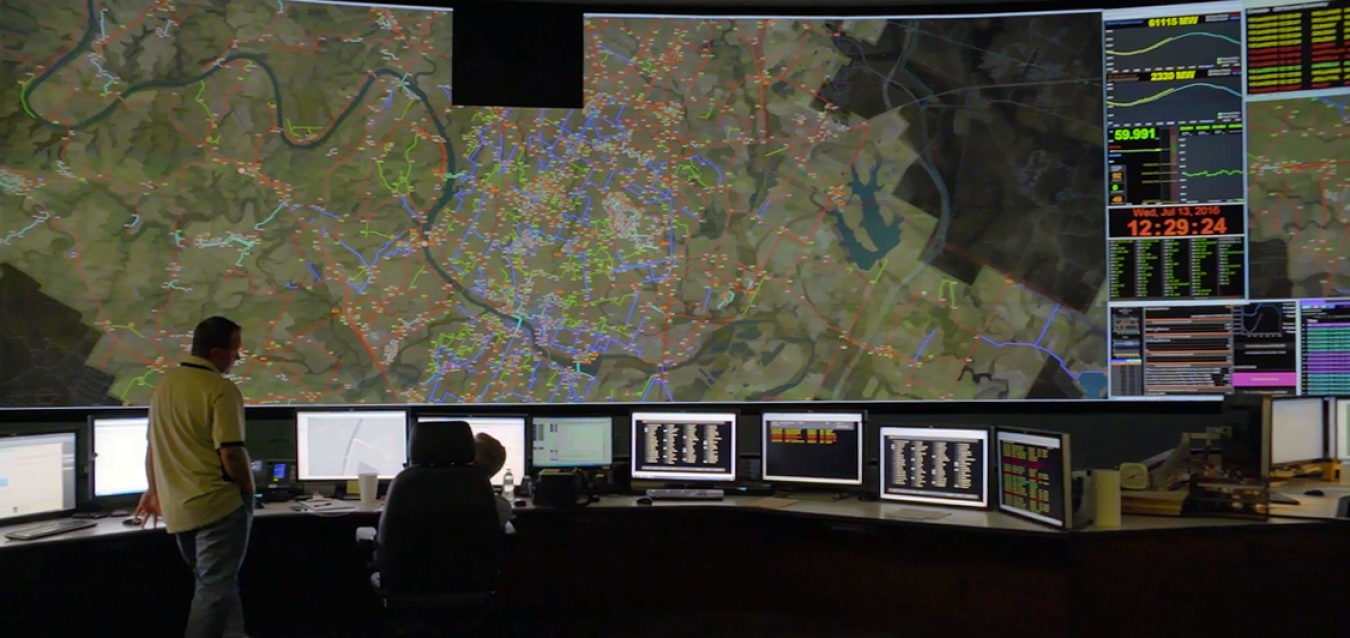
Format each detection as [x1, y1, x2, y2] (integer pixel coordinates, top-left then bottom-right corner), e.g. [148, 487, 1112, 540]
[191, 316, 241, 358]
[474, 432, 506, 477]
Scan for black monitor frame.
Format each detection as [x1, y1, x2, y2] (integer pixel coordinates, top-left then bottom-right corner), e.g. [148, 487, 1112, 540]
[760, 410, 866, 487]
[994, 426, 1073, 529]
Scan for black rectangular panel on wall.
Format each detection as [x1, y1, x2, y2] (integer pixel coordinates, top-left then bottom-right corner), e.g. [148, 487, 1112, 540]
[452, 1, 584, 108]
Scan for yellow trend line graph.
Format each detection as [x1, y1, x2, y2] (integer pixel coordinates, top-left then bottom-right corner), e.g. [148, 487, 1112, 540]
[1107, 82, 1241, 107]
[1107, 31, 1241, 56]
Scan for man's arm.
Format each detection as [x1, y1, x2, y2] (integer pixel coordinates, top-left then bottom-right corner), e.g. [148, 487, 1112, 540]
[212, 386, 252, 495]
[219, 445, 255, 495]
[134, 440, 162, 528]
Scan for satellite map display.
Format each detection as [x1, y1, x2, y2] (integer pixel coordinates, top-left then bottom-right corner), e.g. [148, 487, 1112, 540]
[0, 1, 1109, 407]
[1247, 95, 1350, 300]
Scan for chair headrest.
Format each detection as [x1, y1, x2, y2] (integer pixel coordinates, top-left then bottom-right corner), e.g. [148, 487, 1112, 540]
[409, 420, 475, 466]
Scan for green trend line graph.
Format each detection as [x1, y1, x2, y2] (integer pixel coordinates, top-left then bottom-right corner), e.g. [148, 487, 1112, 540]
[1107, 82, 1242, 107]
[1107, 31, 1241, 56]
[1182, 169, 1242, 177]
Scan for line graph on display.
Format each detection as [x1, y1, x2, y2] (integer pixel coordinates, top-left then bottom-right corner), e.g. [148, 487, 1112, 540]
[1104, 20, 1242, 71]
[1107, 78, 1242, 126]
[1237, 303, 1289, 338]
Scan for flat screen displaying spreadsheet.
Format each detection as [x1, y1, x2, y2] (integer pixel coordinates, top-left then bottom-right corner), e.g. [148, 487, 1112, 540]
[631, 412, 737, 482]
[880, 427, 988, 507]
[532, 416, 613, 468]
[996, 428, 1071, 528]
[762, 413, 864, 485]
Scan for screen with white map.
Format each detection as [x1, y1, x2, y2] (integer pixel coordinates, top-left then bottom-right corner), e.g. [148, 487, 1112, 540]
[296, 410, 409, 480]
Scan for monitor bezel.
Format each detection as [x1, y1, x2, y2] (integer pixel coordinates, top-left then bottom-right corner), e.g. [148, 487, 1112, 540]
[994, 426, 1072, 529]
[88, 410, 150, 499]
[1268, 396, 1327, 466]
[876, 425, 990, 509]
[760, 411, 866, 486]
[630, 410, 739, 482]
[294, 407, 411, 481]
[0, 429, 82, 526]
[413, 411, 530, 484]
[528, 415, 615, 469]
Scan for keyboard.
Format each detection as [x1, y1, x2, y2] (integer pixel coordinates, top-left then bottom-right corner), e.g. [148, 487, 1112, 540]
[646, 488, 724, 501]
[4, 519, 98, 541]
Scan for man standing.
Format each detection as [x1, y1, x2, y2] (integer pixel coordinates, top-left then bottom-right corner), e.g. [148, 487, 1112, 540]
[135, 316, 255, 638]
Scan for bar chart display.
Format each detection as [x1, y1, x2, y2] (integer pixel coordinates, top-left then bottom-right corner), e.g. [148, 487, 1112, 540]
[631, 412, 736, 482]
[880, 427, 988, 508]
[997, 429, 1069, 528]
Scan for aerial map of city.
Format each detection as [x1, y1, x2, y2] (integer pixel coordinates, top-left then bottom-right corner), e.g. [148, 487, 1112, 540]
[1247, 94, 1350, 300]
[0, 0, 1110, 406]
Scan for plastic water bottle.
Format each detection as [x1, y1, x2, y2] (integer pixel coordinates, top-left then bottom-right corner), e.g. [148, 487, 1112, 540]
[502, 469, 515, 499]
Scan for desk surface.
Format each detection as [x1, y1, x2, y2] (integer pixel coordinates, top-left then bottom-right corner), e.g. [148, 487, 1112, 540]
[1272, 479, 1350, 520]
[0, 493, 1324, 551]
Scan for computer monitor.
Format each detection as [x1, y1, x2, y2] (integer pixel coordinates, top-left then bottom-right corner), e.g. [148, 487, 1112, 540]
[0, 431, 78, 523]
[1338, 399, 1350, 460]
[418, 415, 526, 486]
[92, 415, 149, 497]
[531, 416, 613, 468]
[996, 428, 1072, 529]
[1270, 397, 1325, 465]
[631, 411, 737, 482]
[761, 412, 863, 485]
[879, 426, 988, 508]
[296, 410, 409, 481]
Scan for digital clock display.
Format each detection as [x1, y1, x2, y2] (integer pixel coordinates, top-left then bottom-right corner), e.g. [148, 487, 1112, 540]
[1108, 204, 1244, 239]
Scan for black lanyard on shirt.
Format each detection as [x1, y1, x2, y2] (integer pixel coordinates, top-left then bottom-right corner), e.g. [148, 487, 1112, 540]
[181, 362, 214, 372]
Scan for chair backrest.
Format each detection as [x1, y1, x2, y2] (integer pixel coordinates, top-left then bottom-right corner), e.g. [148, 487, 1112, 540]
[377, 420, 501, 599]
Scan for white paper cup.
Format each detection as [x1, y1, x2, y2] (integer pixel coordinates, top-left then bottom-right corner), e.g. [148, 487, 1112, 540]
[358, 472, 378, 506]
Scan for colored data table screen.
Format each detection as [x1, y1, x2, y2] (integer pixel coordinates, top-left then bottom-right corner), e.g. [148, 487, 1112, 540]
[1248, 0, 1350, 95]
[763, 413, 863, 485]
[997, 430, 1069, 528]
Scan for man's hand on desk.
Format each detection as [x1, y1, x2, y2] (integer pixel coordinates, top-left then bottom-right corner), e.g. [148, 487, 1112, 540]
[134, 489, 162, 529]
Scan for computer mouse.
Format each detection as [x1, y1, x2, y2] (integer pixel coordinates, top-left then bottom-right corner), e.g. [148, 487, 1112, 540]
[122, 517, 142, 526]
[636, 497, 653, 506]
[513, 499, 529, 508]
[1304, 489, 1326, 497]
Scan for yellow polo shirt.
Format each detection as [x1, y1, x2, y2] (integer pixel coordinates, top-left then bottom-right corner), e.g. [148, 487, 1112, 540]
[148, 356, 246, 533]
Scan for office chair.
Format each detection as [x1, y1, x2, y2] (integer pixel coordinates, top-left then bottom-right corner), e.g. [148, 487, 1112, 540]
[357, 420, 502, 637]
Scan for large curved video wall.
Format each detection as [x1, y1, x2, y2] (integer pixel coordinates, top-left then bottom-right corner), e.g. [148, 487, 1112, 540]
[0, 0, 1346, 407]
